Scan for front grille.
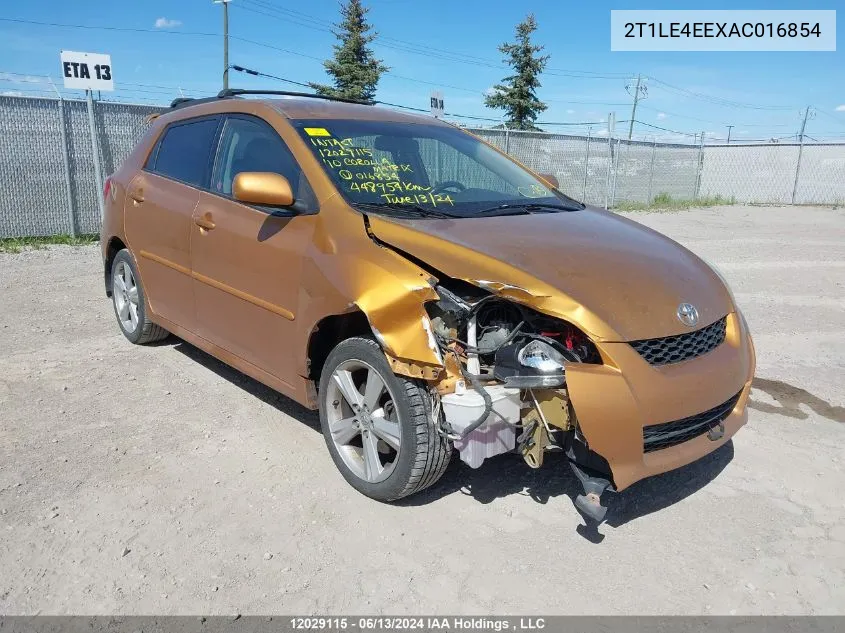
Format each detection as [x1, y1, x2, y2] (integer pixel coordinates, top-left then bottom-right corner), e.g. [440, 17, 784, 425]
[643, 391, 742, 453]
[630, 316, 727, 366]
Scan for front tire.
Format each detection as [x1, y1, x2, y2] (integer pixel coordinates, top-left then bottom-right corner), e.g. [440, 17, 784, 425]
[110, 249, 169, 345]
[318, 337, 451, 501]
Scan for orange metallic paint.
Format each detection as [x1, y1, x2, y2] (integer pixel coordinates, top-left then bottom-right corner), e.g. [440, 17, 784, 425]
[125, 172, 199, 331]
[233, 171, 295, 207]
[102, 96, 756, 492]
[365, 210, 734, 342]
[565, 312, 755, 490]
[189, 189, 310, 387]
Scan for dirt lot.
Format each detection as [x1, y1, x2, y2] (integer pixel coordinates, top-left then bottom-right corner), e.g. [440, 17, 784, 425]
[1, 205, 843, 615]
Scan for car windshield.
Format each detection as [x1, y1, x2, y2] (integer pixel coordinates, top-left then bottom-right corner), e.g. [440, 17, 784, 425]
[292, 119, 583, 218]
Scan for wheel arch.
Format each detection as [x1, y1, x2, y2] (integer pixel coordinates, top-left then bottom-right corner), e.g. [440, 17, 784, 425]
[103, 236, 127, 297]
[305, 310, 374, 383]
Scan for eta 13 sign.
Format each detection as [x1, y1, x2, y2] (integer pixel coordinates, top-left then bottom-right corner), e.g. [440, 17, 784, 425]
[60, 50, 114, 91]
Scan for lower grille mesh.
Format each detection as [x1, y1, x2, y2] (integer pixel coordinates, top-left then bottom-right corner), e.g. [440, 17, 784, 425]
[643, 391, 742, 453]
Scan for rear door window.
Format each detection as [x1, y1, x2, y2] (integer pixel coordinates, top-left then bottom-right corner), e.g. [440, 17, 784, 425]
[149, 117, 220, 187]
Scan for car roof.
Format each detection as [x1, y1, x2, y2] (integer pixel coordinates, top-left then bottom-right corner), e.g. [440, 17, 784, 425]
[161, 95, 450, 127]
[268, 97, 443, 125]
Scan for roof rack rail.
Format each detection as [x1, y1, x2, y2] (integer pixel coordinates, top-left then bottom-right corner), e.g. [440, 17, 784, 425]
[169, 97, 194, 108]
[217, 88, 373, 106]
[167, 89, 373, 111]
[168, 95, 235, 110]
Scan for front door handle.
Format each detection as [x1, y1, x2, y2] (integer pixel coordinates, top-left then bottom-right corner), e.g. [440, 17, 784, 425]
[194, 215, 216, 231]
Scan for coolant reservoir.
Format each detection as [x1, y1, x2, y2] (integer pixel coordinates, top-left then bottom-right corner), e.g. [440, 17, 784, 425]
[441, 386, 521, 468]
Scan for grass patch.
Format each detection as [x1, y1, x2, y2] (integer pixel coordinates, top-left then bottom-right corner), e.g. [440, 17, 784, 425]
[615, 192, 737, 212]
[0, 234, 99, 254]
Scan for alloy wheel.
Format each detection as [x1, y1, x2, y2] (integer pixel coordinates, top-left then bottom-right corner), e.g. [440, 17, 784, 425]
[325, 359, 402, 483]
[113, 261, 139, 334]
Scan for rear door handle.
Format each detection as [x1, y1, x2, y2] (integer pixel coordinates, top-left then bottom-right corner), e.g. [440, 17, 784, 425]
[128, 188, 144, 203]
[194, 215, 216, 231]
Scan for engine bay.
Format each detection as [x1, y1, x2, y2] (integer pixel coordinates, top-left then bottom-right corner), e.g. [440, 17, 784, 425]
[425, 279, 602, 467]
[421, 279, 617, 520]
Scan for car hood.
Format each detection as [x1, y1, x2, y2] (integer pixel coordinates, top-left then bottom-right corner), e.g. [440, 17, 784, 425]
[367, 207, 734, 342]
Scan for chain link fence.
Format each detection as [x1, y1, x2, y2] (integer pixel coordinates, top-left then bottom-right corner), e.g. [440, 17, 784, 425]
[0, 95, 158, 238]
[2, 95, 845, 238]
[469, 127, 845, 208]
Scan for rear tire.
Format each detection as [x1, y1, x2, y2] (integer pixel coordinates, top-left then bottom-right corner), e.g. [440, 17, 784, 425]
[111, 249, 169, 345]
[318, 337, 451, 501]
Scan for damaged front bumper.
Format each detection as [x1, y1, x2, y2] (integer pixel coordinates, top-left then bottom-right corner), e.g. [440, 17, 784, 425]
[565, 311, 756, 492]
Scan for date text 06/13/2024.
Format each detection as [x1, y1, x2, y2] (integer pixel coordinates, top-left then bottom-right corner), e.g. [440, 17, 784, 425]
[289, 617, 547, 631]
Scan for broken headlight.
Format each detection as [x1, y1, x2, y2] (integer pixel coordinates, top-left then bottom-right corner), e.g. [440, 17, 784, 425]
[425, 282, 601, 389]
[518, 340, 566, 372]
[493, 339, 567, 388]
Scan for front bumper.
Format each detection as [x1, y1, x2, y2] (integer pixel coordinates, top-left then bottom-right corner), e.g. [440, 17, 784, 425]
[565, 311, 756, 491]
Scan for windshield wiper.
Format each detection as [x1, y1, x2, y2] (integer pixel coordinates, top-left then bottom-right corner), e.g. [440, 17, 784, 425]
[476, 202, 583, 215]
[353, 202, 458, 219]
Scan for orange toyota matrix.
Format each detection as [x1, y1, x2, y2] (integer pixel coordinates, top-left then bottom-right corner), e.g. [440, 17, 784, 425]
[101, 89, 755, 522]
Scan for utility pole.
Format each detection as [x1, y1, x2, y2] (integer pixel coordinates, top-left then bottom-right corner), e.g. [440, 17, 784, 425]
[625, 74, 647, 140]
[214, 0, 231, 90]
[694, 130, 705, 199]
[604, 112, 616, 210]
[797, 105, 812, 143]
[792, 105, 815, 204]
[726, 125, 734, 144]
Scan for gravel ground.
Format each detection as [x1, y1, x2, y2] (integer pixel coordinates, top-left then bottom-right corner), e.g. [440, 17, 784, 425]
[0, 205, 843, 615]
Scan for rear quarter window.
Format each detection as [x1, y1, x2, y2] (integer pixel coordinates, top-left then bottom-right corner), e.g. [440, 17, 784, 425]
[148, 117, 219, 187]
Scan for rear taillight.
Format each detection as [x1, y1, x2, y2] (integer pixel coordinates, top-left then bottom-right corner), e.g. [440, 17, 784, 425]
[103, 176, 112, 201]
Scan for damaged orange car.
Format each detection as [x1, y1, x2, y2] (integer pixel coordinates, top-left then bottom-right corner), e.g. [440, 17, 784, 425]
[101, 90, 755, 522]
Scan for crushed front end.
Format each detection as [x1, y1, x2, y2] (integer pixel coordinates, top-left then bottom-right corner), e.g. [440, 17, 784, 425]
[421, 280, 756, 523]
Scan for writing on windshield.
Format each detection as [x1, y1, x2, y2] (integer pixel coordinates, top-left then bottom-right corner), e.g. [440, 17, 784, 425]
[304, 127, 455, 207]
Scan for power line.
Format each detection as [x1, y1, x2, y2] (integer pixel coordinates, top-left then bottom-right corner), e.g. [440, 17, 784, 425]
[236, 0, 630, 79]
[816, 108, 845, 128]
[233, 2, 504, 71]
[635, 103, 796, 128]
[0, 71, 211, 101]
[0, 17, 219, 37]
[230, 65, 479, 118]
[229, 65, 606, 127]
[0, 16, 821, 131]
[646, 76, 795, 111]
[0, 17, 804, 112]
[0, 15, 626, 102]
[623, 120, 698, 137]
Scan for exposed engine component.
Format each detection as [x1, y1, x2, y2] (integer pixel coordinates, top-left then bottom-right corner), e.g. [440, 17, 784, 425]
[426, 283, 600, 369]
[441, 385, 521, 468]
[474, 301, 523, 351]
[425, 279, 601, 471]
[531, 389, 572, 431]
[518, 389, 567, 468]
[517, 415, 549, 469]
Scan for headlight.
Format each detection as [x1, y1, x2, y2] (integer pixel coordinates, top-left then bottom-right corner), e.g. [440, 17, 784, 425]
[517, 340, 566, 373]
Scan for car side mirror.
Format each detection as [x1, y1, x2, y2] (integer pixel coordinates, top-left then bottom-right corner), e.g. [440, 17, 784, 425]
[233, 172, 295, 208]
[538, 173, 559, 189]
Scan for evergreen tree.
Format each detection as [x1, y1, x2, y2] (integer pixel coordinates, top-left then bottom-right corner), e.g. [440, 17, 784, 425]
[310, 0, 388, 102]
[484, 14, 550, 130]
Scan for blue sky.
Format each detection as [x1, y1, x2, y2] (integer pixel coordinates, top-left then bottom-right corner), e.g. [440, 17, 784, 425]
[1, 0, 843, 141]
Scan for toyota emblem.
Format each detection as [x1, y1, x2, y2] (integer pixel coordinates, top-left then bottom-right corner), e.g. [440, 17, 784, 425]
[677, 303, 699, 327]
